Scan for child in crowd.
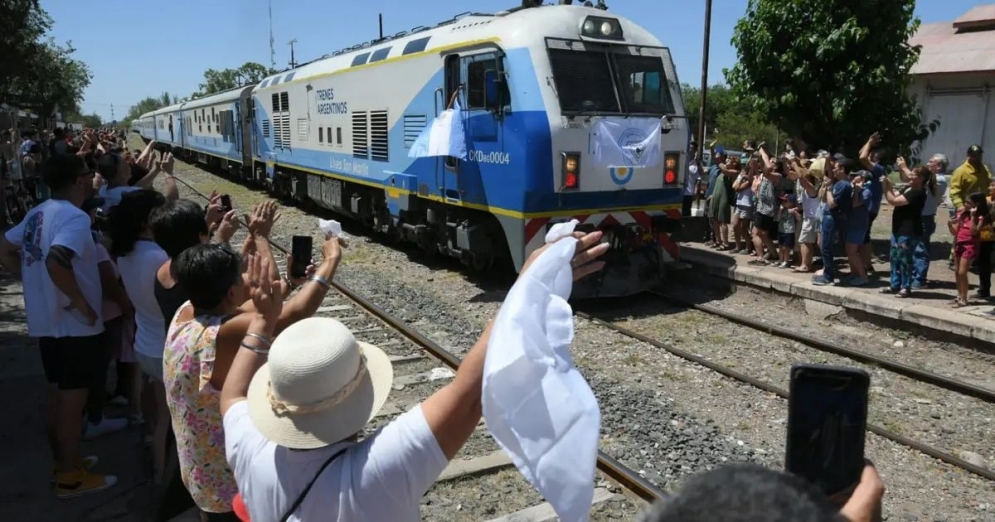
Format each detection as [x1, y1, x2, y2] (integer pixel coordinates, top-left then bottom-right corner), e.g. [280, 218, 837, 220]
[949, 192, 989, 307]
[776, 194, 800, 268]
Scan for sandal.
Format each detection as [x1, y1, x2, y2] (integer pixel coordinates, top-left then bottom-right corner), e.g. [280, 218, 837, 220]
[952, 299, 968, 308]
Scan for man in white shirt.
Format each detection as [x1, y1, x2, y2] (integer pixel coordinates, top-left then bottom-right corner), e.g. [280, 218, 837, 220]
[683, 141, 702, 217]
[0, 154, 118, 498]
[221, 231, 608, 521]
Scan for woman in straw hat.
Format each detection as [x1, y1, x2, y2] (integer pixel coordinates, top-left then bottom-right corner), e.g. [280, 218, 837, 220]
[220, 230, 609, 522]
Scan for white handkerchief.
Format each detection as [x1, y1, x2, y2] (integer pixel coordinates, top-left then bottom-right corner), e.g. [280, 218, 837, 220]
[318, 219, 345, 238]
[482, 219, 601, 522]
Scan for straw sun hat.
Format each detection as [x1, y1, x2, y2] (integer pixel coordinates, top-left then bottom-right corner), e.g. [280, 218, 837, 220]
[247, 317, 394, 450]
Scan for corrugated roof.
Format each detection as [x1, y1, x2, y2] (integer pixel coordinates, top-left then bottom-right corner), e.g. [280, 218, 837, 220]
[953, 4, 995, 29]
[910, 17, 995, 75]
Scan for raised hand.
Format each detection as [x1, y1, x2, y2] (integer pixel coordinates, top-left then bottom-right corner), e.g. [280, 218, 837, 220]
[245, 200, 280, 238]
[247, 254, 282, 325]
[216, 209, 239, 244]
[519, 230, 609, 281]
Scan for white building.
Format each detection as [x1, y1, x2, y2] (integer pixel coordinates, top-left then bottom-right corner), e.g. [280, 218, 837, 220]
[910, 4, 995, 167]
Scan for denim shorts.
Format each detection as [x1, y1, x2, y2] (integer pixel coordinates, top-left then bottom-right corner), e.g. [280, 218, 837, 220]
[135, 353, 164, 383]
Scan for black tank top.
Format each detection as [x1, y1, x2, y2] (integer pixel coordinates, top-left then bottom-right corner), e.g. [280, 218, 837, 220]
[155, 275, 189, 337]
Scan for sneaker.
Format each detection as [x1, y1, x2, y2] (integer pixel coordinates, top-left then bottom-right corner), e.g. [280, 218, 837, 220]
[51, 456, 99, 483]
[896, 289, 911, 298]
[812, 276, 833, 286]
[911, 282, 923, 290]
[842, 276, 869, 287]
[83, 417, 129, 440]
[109, 395, 129, 407]
[55, 469, 117, 499]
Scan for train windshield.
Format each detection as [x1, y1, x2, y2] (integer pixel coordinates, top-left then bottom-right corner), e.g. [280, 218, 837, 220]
[547, 41, 677, 117]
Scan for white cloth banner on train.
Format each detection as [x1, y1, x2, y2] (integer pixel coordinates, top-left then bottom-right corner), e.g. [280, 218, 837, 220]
[407, 99, 467, 159]
[592, 117, 663, 168]
[482, 219, 601, 522]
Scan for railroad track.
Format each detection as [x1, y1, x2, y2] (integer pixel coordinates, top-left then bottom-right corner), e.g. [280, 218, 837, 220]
[576, 292, 995, 483]
[175, 179, 662, 521]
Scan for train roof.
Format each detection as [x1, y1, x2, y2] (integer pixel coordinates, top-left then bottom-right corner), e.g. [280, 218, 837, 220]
[181, 86, 246, 110]
[253, 4, 664, 92]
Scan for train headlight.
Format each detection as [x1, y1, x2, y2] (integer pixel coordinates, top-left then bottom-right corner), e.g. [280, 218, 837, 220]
[561, 152, 581, 191]
[580, 16, 623, 40]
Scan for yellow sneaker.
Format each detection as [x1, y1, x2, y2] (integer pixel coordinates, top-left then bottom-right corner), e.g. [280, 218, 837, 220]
[55, 468, 117, 499]
[50, 456, 98, 484]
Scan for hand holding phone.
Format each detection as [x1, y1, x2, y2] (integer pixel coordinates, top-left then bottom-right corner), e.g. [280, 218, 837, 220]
[785, 364, 870, 502]
[220, 194, 233, 213]
[291, 235, 313, 279]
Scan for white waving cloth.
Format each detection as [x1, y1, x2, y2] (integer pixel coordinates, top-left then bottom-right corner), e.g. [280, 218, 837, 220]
[482, 219, 601, 522]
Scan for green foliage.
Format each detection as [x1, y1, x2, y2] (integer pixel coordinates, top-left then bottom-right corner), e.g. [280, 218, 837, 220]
[0, 0, 91, 119]
[79, 113, 102, 128]
[725, 0, 933, 157]
[681, 83, 780, 152]
[193, 62, 278, 97]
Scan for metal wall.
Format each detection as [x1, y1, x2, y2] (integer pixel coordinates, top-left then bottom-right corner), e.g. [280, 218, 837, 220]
[911, 73, 995, 168]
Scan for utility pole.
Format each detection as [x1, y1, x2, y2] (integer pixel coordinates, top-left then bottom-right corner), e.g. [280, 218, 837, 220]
[288, 39, 298, 68]
[696, 0, 712, 149]
[378, 13, 384, 40]
[268, 0, 276, 70]
[110, 104, 115, 123]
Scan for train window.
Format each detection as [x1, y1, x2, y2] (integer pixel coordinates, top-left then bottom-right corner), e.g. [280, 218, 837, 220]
[280, 92, 289, 112]
[548, 48, 619, 113]
[464, 54, 509, 110]
[613, 54, 675, 115]
[272, 94, 280, 112]
[336, 127, 342, 145]
[319, 127, 324, 143]
[330, 127, 335, 145]
[351, 52, 371, 67]
[370, 47, 391, 63]
[402, 37, 431, 56]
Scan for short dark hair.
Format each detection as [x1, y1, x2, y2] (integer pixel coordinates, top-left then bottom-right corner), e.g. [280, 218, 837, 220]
[97, 153, 122, 180]
[106, 189, 167, 257]
[175, 244, 242, 310]
[42, 154, 90, 193]
[152, 199, 209, 258]
[638, 464, 842, 522]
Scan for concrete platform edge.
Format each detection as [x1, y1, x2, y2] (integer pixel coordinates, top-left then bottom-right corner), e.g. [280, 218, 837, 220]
[679, 248, 995, 344]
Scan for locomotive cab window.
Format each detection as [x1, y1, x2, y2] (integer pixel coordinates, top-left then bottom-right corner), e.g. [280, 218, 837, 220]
[463, 53, 510, 111]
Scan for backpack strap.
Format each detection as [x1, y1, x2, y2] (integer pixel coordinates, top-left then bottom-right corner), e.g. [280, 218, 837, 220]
[278, 447, 348, 522]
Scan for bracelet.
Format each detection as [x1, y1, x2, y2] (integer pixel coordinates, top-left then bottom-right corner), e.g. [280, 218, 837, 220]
[244, 332, 273, 347]
[308, 275, 331, 290]
[240, 341, 270, 355]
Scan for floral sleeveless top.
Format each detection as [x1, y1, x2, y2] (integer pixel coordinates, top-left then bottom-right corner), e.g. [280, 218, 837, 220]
[163, 302, 238, 512]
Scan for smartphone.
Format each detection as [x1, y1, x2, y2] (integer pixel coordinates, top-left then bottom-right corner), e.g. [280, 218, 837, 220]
[785, 364, 870, 498]
[290, 235, 313, 279]
[220, 194, 233, 213]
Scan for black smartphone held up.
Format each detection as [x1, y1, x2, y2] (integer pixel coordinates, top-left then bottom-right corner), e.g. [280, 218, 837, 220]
[290, 235, 313, 279]
[220, 195, 233, 213]
[785, 364, 870, 499]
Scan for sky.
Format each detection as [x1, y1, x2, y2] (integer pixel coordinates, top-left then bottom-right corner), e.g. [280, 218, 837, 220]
[40, 0, 978, 123]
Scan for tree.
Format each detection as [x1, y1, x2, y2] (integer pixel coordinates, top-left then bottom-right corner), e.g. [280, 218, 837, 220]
[194, 62, 278, 97]
[681, 83, 780, 151]
[0, 0, 52, 103]
[725, 0, 934, 157]
[121, 95, 171, 126]
[80, 113, 102, 128]
[6, 38, 91, 118]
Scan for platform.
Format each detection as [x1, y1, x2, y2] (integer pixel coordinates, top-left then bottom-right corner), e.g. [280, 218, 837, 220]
[675, 200, 995, 347]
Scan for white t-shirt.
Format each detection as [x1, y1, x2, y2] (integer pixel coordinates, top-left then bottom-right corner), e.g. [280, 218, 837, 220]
[117, 240, 169, 358]
[684, 162, 701, 196]
[99, 185, 141, 211]
[224, 402, 448, 522]
[4, 199, 104, 338]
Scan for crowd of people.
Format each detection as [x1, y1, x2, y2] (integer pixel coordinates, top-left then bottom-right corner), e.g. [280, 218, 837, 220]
[694, 135, 994, 305]
[0, 127, 886, 521]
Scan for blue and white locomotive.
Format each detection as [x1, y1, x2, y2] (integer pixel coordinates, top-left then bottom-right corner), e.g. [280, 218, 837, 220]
[136, 3, 691, 298]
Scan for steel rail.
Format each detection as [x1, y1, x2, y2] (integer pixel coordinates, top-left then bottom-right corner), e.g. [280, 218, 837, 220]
[575, 312, 995, 482]
[173, 176, 666, 503]
[651, 290, 995, 403]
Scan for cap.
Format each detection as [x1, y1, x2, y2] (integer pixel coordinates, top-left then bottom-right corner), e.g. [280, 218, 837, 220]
[715, 145, 725, 156]
[968, 145, 984, 155]
[832, 153, 848, 163]
[780, 194, 798, 204]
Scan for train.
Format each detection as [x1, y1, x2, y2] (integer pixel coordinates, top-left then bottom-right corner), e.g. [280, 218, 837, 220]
[134, 3, 691, 299]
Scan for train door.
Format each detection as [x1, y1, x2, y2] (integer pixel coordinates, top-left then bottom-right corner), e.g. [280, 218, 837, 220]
[439, 49, 508, 202]
[238, 88, 256, 168]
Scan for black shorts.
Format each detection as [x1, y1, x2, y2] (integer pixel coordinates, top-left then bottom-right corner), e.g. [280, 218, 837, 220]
[779, 233, 796, 249]
[754, 213, 777, 236]
[39, 333, 105, 390]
